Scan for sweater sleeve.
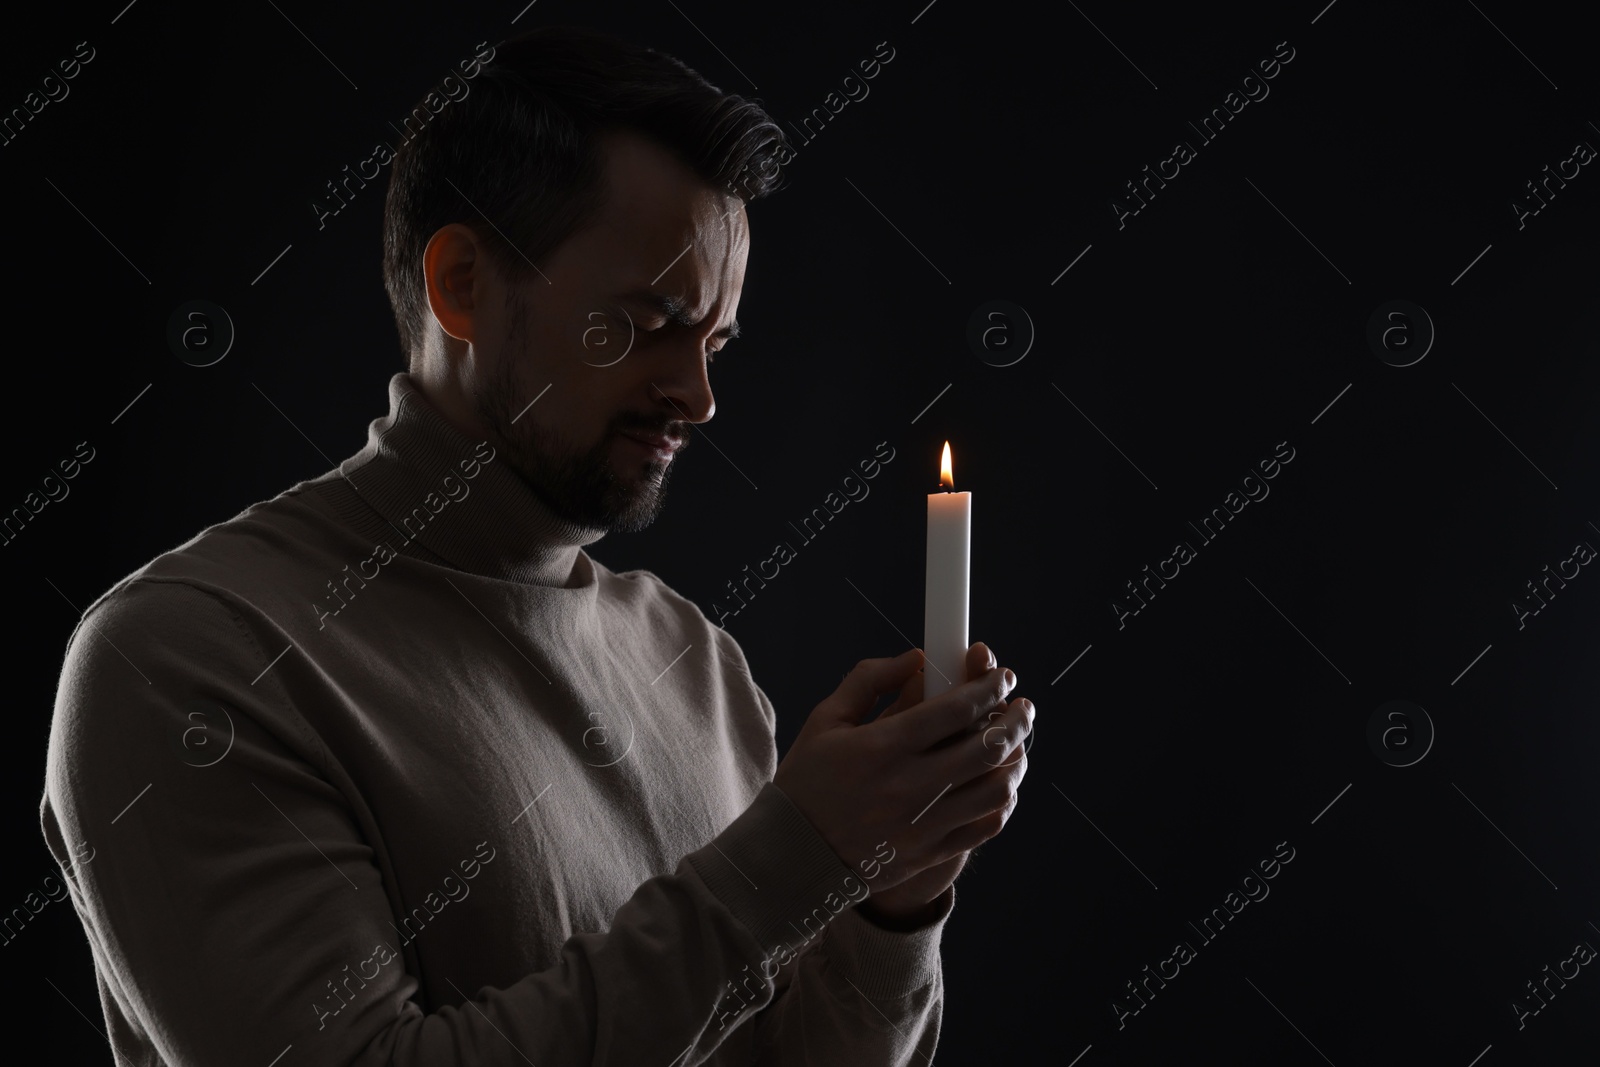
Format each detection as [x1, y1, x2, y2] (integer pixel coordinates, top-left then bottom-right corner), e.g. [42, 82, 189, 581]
[39, 578, 945, 1066]
[706, 666, 951, 1066]
[706, 794, 953, 1066]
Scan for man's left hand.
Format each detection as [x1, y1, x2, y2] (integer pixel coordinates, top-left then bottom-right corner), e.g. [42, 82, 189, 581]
[854, 641, 1030, 929]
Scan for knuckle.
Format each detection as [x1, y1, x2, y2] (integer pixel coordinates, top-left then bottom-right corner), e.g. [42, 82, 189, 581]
[995, 729, 1024, 761]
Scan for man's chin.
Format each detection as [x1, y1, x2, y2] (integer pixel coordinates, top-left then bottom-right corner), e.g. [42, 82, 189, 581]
[587, 508, 656, 534]
[571, 466, 665, 533]
[509, 441, 673, 534]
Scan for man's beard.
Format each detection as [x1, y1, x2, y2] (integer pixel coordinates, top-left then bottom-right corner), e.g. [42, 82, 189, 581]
[475, 303, 681, 535]
[477, 359, 677, 534]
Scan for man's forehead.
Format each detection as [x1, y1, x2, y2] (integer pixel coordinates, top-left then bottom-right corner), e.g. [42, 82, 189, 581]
[562, 131, 748, 313]
[584, 207, 745, 309]
[597, 131, 733, 213]
[591, 206, 742, 267]
[592, 192, 746, 266]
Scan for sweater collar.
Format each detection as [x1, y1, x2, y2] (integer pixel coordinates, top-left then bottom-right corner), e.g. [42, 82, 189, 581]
[325, 372, 608, 588]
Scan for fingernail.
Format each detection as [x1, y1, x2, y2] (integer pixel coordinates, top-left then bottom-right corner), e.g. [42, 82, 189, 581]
[1004, 668, 1016, 687]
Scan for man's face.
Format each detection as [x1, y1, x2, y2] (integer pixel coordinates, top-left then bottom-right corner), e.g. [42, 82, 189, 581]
[471, 129, 749, 534]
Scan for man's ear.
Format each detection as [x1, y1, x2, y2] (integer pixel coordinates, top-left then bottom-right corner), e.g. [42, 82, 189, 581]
[423, 223, 485, 344]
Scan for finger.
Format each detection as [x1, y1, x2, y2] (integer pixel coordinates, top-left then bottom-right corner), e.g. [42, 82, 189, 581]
[876, 665, 924, 720]
[925, 695, 1031, 777]
[821, 649, 925, 726]
[928, 750, 1028, 836]
[881, 646, 988, 721]
[882, 647, 1001, 723]
[916, 807, 1011, 872]
[880, 666, 1015, 751]
[968, 697, 1033, 771]
[965, 642, 995, 683]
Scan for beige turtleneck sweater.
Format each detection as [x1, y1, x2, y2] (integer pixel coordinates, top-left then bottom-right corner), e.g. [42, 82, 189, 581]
[39, 372, 950, 1066]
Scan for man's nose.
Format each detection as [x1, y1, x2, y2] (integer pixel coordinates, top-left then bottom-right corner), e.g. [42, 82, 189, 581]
[649, 346, 715, 425]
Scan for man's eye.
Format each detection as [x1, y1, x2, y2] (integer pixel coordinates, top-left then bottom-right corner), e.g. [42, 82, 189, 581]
[618, 313, 726, 361]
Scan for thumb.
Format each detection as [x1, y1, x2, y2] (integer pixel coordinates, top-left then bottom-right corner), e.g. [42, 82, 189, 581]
[819, 648, 925, 727]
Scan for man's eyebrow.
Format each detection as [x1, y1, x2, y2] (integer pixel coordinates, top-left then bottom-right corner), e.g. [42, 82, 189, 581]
[618, 290, 741, 340]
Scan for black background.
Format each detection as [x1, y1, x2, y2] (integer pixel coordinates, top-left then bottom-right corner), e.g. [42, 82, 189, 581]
[5, 0, 1599, 1063]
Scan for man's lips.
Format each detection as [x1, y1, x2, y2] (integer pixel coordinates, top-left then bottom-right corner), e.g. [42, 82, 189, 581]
[618, 430, 684, 459]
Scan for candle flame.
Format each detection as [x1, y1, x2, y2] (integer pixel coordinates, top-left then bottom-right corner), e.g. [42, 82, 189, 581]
[939, 440, 954, 490]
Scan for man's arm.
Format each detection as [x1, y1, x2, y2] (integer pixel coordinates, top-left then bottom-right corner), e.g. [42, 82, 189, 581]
[713, 660, 950, 1066]
[39, 578, 896, 1066]
[744, 877, 951, 1066]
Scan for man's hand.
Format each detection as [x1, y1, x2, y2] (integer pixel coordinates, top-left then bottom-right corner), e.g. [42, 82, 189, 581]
[856, 642, 1031, 928]
[772, 641, 1034, 930]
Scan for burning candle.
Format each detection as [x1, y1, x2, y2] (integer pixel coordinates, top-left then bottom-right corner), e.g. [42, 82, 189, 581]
[923, 441, 971, 701]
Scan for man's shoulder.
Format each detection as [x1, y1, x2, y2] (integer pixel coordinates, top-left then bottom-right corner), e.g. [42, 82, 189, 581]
[72, 481, 350, 646]
[601, 565, 701, 616]
[599, 564, 753, 667]
[51, 483, 354, 763]
[606, 564, 669, 590]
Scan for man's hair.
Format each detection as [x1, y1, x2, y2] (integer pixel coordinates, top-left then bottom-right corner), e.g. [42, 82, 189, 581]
[381, 26, 790, 366]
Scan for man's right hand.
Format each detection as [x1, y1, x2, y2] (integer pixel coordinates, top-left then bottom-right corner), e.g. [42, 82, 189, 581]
[772, 648, 1032, 894]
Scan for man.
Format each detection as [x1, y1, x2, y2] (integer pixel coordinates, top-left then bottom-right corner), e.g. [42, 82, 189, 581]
[40, 26, 1033, 1066]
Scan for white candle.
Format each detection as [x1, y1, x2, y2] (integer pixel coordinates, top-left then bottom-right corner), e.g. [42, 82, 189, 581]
[923, 441, 971, 701]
